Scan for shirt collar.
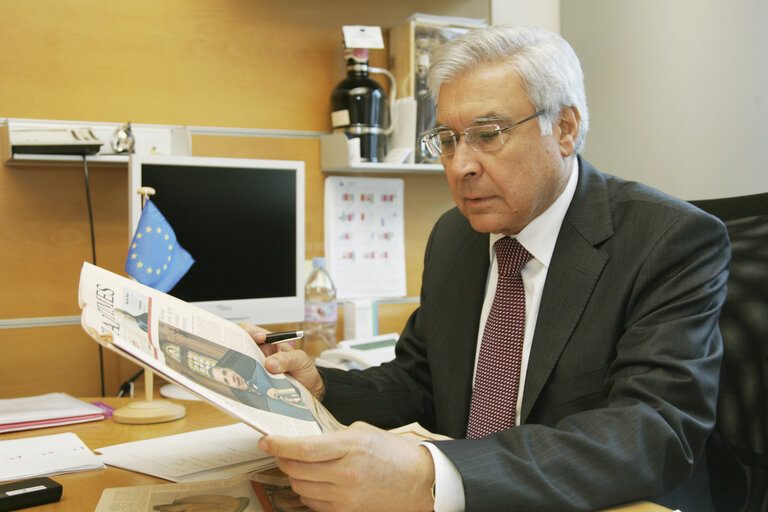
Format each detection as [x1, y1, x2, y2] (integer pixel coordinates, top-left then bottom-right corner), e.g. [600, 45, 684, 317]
[490, 158, 579, 268]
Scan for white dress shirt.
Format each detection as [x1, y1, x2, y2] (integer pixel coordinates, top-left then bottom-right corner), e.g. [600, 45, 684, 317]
[423, 158, 579, 511]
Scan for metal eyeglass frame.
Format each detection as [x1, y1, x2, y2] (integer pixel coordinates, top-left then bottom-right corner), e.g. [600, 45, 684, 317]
[421, 110, 545, 158]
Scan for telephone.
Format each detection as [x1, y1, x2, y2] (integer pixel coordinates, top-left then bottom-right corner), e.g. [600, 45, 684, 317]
[315, 333, 398, 370]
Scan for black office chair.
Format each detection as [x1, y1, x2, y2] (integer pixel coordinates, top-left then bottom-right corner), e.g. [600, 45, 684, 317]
[690, 192, 768, 512]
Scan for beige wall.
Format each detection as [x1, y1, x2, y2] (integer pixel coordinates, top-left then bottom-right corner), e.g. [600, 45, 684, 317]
[495, 0, 767, 200]
[562, 0, 768, 200]
[491, 0, 560, 32]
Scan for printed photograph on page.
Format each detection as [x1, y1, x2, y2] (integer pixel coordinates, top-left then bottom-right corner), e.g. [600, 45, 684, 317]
[78, 263, 342, 436]
[95, 474, 287, 512]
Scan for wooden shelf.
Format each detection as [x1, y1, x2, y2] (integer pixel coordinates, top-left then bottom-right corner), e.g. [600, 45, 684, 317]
[5, 153, 129, 166]
[321, 132, 443, 174]
[2, 118, 190, 166]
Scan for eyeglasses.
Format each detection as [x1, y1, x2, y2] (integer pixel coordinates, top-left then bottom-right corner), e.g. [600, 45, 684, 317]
[421, 110, 545, 158]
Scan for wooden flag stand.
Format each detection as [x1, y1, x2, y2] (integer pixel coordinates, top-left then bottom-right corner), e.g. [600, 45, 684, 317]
[112, 187, 186, 424]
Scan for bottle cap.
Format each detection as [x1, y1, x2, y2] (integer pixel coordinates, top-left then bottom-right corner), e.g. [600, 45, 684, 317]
[312, 257, 326, 269]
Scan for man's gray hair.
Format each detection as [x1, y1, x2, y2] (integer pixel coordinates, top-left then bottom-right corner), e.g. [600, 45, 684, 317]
[428, 24, 589, 154]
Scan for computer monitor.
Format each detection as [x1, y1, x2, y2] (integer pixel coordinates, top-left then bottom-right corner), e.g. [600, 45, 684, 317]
[128, 154, 305, 325]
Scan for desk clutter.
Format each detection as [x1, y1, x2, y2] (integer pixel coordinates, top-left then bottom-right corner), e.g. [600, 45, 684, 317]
[95, 423, 276, 482]
[0, 421, 275, 486]
[0, 393, 109, 487]
[0, 396, 291, 512]
[0, 432, 104, 483]
[0, 397, 677, 512]
[0, 393, 108, 434]
[0, 388, 276, 511]
[0, 477, 63, 511]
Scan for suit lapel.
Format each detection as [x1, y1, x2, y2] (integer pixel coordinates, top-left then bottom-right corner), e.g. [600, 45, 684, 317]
[436, 215, 490, 437]
[520, 159, 614, 423]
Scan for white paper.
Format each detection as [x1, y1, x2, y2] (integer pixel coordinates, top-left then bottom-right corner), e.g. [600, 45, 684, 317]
[0, 392, 104, 425]
[0, 432, 105, 481]
[95, 423, 276, 482]
[389, 97, 417, 164]
[324, 177, 407, 299]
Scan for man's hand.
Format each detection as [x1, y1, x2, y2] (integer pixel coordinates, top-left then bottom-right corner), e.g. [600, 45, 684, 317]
[258, 422, 436, 512]
[239, 322, 326, 400]
[238, 322, 277, 355]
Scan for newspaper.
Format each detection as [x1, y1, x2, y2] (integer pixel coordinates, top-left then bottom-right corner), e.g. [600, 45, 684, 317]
[78, 262, 345, 437]
[95, 423, 277, 482]
[94, 473, 304, 512]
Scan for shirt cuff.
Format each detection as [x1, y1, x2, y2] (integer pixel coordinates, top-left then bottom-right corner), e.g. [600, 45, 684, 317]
[421, 442, 466, 512]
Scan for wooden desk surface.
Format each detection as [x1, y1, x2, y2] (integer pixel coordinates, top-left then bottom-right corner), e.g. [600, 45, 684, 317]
[1, 397, 237, 511]
[0, 397, 672, 512]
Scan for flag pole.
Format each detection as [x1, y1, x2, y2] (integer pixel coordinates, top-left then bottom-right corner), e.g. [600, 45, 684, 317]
[112, 187, 186, 425]
[138, 188, 159, 405]
[138, 186, 155, 209]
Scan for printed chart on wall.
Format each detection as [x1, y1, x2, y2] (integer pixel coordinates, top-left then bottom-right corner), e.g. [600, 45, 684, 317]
[324, 177, 406, 299]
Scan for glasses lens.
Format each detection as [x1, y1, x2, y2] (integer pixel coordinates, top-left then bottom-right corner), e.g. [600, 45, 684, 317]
[424, 131, 456, 157]
[436, 131, 457, 156]
[424, 134, 439, 157]
[466, 125, 503, 152]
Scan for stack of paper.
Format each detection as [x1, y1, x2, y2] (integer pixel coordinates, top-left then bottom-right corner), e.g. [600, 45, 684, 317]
[0, 393, 106, 433]
[96, 423, 276, 482]
[0, 432, 105, 482]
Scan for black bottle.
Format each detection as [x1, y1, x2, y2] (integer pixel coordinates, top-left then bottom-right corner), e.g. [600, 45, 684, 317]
[330, 48, 388, 162]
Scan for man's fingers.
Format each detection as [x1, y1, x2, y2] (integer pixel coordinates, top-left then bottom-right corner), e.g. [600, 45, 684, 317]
[264, 349, 309, 374]
[260, 425, 436, 512]
[237, 321, 268, 342]
[259, 424, 378, 465]
[288, 479, 338, 510]
[238, 321, 281, 355]
[263, 347, 326, 399]
[259, 433, 348, 463]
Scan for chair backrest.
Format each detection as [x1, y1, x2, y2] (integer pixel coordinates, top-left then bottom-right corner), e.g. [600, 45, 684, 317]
[691, 192, 768, 512]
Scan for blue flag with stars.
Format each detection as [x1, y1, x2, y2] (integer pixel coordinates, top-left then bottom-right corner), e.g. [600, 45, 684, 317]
[125, 199, 194, 293]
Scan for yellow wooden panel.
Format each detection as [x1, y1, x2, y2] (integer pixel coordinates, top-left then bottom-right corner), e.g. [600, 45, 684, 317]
[0, 0, 488, 131]
[0, 0, 484, 395]
[377, 302, 421, 335]
[0, 160, 128, 318]
[0, 325, 129, 398]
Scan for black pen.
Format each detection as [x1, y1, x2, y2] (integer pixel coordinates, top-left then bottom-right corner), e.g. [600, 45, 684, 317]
[264, 330, 304, 344]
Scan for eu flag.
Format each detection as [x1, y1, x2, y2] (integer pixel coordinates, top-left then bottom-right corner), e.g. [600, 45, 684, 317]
[125, 199, 194, 293]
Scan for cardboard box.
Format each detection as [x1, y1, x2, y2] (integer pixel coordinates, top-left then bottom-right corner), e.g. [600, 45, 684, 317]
[389, 14, 487, 163]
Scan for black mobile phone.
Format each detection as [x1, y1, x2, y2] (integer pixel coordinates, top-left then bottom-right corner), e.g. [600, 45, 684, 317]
[0, 477, 62, 511]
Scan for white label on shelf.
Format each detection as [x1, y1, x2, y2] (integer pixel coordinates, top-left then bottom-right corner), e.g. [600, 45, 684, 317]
[342, 26, 384, 49]
[331, 110, 351, 128]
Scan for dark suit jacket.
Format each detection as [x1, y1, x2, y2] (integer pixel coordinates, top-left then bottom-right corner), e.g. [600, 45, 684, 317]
[320, 157, 730, 512]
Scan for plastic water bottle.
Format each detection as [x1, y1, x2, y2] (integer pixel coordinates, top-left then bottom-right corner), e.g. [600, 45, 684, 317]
[302, 257, 338, 359]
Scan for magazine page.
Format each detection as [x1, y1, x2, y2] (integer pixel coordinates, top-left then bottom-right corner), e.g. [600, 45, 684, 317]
[78, 262, 344, 436]
[94, 474, 292, 512]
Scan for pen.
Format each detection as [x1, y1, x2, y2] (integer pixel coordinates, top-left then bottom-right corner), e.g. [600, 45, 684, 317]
[264, 330, 304, 344]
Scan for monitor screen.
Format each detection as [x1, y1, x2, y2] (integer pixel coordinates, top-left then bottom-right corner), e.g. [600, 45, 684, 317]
[128, 155, 305, 325]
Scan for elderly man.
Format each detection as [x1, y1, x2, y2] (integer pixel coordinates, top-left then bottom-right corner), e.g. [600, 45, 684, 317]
[249, 24, 730, 512]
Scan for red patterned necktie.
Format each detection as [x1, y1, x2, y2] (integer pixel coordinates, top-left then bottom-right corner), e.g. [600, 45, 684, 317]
[466, 237, 532, 439]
